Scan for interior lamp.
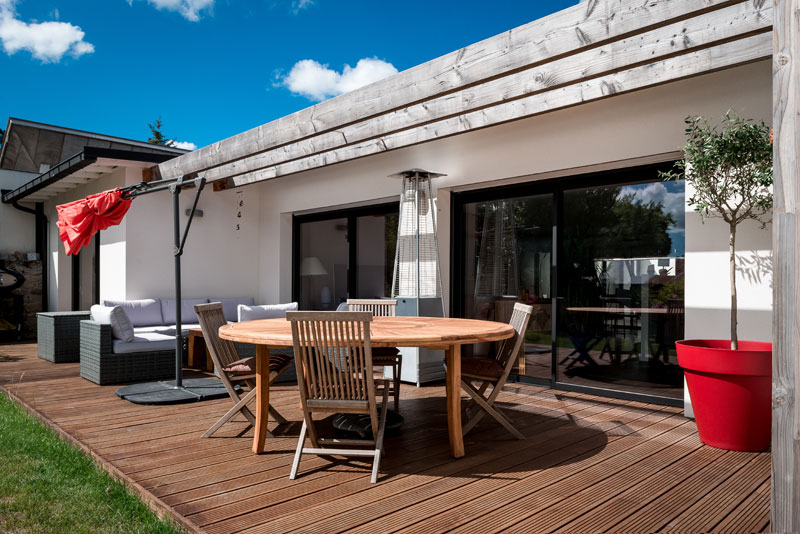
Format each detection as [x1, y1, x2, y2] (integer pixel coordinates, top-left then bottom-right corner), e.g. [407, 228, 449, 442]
[300, 256, 331, 307]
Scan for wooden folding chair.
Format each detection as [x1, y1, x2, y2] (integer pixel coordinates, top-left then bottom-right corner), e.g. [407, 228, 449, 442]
[287, 311, 389, 483]
[457, 302, 533, 440]
[194, 302, 293, 438]
[346, 299, 402, 411]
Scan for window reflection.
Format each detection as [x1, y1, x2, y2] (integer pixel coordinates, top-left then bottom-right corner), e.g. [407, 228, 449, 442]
[559, 180, 685, 398]
[457, 174, 686, 400]
[462, 195, 553, 380]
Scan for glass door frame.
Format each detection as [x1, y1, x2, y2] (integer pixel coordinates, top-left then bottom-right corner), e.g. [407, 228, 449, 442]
[292, 201, 399, 305]
[451, 162, 683, 407]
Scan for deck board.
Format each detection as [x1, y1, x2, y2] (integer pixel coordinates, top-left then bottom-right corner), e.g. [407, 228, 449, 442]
[0, 342, 770, 533]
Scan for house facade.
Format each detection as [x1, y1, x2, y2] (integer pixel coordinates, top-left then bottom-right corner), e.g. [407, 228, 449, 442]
[1, 0, 773, 410]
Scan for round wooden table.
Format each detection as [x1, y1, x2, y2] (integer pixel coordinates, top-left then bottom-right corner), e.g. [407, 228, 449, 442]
[219, 316, 515, 458]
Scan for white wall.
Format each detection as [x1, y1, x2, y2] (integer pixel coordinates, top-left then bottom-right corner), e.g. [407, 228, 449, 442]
[97, 167, 135, 303]
[124, 176, 260, 301]
[0, 169, 38, 255]
[44, 170, 126, 310]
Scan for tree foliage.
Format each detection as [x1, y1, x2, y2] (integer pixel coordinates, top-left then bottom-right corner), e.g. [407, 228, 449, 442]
[561, 185, 675, 307]
[661, 111, 773, 349]
[147, 118, 174, 147]
[662, 111, 773, 227]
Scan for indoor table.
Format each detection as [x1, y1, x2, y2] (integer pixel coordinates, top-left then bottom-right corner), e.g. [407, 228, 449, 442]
[219, 315, 515, 458]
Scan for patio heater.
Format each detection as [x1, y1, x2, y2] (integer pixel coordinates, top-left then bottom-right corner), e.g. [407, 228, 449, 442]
[389, 168, 446, 385]
[113, 175, 230, 405]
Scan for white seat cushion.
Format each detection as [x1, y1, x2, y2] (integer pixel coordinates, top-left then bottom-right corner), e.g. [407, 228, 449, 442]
[162, 324, 201, 336]
[112, 331, 176, 354]
[210, 297, 255, 322]
[131, 325, 173, 334]
[103, 299, 163, 327]
[90, 304, 135, 342]
[238, 302, 298, 322]
[161, 299, 208, 325]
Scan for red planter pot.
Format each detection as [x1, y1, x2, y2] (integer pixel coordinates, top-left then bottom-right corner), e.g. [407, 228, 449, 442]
[676, 339, 772, 451]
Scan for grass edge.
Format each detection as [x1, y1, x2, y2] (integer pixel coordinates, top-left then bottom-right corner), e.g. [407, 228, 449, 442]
[0, 383, 201, 534]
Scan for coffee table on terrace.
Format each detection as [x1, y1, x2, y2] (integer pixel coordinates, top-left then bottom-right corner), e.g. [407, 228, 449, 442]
[219, 316, 515, 458]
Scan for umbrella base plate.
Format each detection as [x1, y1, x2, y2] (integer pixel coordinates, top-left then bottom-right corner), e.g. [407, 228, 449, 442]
[116, 378, 232, 405]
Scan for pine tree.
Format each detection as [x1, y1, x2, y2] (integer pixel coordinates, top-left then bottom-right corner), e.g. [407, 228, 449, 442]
[147, 118, 174, 146]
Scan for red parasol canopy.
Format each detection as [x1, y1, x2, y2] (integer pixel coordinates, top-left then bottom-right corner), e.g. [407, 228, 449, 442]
[56, 188, 132, 256]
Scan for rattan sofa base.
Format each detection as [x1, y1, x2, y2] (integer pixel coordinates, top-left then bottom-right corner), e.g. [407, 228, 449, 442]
[80, 320, 176, 385]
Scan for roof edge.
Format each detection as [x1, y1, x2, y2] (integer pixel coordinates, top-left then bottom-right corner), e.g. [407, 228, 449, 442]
[2, 146, 178, 204]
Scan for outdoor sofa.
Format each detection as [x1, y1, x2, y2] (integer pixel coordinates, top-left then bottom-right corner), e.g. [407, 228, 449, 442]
[79, 298, 297, 385]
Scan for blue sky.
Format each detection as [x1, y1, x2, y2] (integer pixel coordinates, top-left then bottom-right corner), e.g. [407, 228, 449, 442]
[1, 0, 575, 149]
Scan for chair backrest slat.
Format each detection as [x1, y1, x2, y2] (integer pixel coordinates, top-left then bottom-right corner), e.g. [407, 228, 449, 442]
[288, 311, 374, 403]
[195, 302, 242, 369]
[495, 302, 534, 375]
[346, 299, 397, 316]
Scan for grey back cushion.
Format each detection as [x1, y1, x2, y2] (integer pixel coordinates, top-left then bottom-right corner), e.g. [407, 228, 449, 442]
[238, 302, 298, 322]
[210, 297, 255, 322]
[90, 304, 135, 342]
[160, 298, 208, 325]
[103, 298, 163, 327]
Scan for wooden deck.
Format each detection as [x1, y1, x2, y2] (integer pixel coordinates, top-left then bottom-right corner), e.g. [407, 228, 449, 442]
[0, 343, 770, 533]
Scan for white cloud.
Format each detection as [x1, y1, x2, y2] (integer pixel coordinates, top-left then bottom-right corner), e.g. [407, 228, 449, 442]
[142, 0, 214, 21]
[0, 0, 94, 62]
[282, 57, 398, 101]
[291, 0, 313, 14]
[171, 140, 197, 150]
[619, 182, 685, 229]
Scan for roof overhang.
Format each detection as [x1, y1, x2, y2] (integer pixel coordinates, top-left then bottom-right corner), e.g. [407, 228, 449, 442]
[1, 146, 177, 204]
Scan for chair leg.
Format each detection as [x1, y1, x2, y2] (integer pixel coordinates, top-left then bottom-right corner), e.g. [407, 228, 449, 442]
[269, 404, 288, 424]
[370, 449, 382, 484]
[393, 359, 401, 412]
[371, 383, 390, 483]
[460, 380, 524, 440]
[465, 380, 490, 416]
[203, 387, 257, 438]
[289, 420, 308, 480]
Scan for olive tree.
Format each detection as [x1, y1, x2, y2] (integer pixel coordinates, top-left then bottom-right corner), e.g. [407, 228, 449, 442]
[662, 111, 772, 350]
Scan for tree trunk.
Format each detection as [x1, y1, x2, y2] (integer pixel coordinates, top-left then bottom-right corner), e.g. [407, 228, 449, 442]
[729, 223, 738, 350]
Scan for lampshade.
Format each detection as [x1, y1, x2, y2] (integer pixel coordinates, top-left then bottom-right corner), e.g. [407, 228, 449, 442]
[300, 256, 328, 276]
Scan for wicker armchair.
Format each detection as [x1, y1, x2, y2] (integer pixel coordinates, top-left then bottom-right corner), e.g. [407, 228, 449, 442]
[79, 320, 175, 385]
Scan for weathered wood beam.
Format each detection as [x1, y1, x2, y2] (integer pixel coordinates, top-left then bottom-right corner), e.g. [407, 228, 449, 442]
[229, 33, 770, 187]
[141, 166, 160, 183]
[202, 1, 771, 184]
[212, 179, 229, 192]
[159, 0, 742, 179]
[771, 0, 800, 530]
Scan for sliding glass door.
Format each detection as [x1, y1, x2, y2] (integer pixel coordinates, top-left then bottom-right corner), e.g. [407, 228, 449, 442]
[558, 179, 685, 399]
[460, 194, 553, 380]
[294, 203, 399, 310]
[454, 163, 685, 404]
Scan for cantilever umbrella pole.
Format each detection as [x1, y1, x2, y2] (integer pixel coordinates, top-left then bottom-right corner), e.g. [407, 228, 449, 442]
[170, 176, 206, 389]
[117, 177, 226, 404]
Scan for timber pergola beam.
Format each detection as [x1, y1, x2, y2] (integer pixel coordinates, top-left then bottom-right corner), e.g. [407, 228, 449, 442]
[159, 0, 770, 187]
[202, 1, 771, 186]
[771, 0, 800, 531]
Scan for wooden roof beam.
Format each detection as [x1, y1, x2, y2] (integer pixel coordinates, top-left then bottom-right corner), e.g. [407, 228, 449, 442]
[159, 0, 741, 179]
[226, 33, 770, 187]
[200, 1, 771, 184]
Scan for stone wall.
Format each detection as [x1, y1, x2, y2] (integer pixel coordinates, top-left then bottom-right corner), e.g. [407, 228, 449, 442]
[1, 252, 42, 340]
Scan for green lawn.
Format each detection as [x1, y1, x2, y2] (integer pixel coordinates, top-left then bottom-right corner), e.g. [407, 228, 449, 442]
[0, 391, 183, 534]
